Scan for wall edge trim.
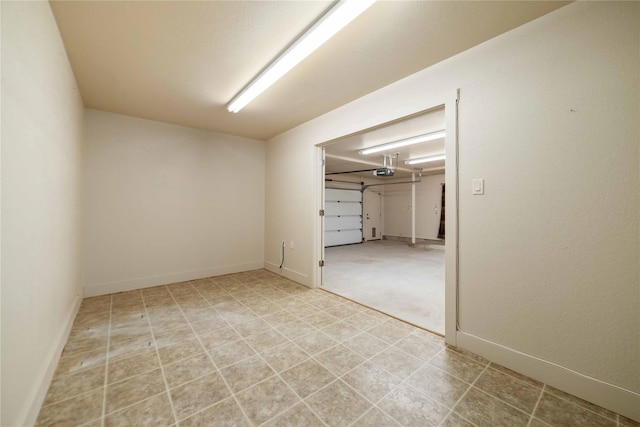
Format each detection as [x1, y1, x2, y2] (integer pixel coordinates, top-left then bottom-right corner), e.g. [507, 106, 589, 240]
[264, 261, 310, 287]
[456, 331, 640, 422]
[21, 294, 82, 426]
[84, 261, 265, 297]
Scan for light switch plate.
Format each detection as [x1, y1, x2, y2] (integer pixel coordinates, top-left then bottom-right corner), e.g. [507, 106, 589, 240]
[472, 178, 484, 195]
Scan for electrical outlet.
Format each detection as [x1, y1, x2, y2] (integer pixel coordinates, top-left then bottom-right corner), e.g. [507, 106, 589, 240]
[290, 241, 294, 250]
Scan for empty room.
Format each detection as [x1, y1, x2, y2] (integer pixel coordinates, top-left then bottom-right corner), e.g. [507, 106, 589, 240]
[2, 1, 639, 426]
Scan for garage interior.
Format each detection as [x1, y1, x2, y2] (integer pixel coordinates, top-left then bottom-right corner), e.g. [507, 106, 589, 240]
[322, 108, 447, 335]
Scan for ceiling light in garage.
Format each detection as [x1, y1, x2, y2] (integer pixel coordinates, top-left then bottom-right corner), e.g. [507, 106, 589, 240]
[359, 130, 445, 155]
[404, 154, 446, 165]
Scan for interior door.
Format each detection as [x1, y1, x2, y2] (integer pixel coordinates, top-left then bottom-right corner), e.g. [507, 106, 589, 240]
[364, 190, 382, 241]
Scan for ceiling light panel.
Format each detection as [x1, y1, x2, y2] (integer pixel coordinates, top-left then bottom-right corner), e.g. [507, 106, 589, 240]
[227, 0, 376, 113]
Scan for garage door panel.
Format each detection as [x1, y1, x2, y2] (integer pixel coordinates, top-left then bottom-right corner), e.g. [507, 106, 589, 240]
[325, 230, 363, 247]
[325, 188, 362, 247]
[325, 216, 362, 231]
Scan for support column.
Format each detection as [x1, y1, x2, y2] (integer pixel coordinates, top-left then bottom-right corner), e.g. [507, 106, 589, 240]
[411, 172, 416, 245]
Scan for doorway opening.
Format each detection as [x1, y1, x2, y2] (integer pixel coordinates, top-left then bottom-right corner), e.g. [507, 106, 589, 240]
[315, 93, 458, 341]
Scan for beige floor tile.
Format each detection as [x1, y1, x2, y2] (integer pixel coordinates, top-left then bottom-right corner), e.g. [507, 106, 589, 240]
[43, 364, 105, 406]
[170, 372, 232, 421]
[301, 311, 340, 328]
[107, 348, 159, 384]
[351, 407, 401, 427]
[489, 362, 543, 388]
[280, 359, 336, 398]
[405, 365, 470, 408]
[319, 320, 361, 342]
[163, 352, 215, 389]
[474, 366, 542, 413]
[446, 345, 489, 365]
[293, 330, 337, 356]
[198, 324, 243, 351]
[36, 388, 103, 426]
[342, 332, 390, 359]
[71, 312, 110, 335]
[236, 376, 300, 425]
[78, 295, 112, 315]
[109, 335, 154, 361]
[154, 323, 196, 345]
[245, 301, 281, 316]
[428, 347, 486, 384]
[533, 392, 615, 427]
[544, 385, 617, 421]
[342, 361, 403, 403]
[454, 387, 530, 427]
[105, 368, 166, 414]
[529, 418, 554, 427]
[55, 347, 108, 377]
[62, 335, 109, 357]
[620, 415, 640, 427]
[314, 344, 365, 377]
[37, 271, 633, 427]
[261, 310, 298, 327]
[367, 322, 412, 345]
[343, 311, 386, 330]
[179, 397, 250, 427]
[286, 303, 320, 318]
[243, 328, 288, 352]
[190, 315, 230, 336]
[324, 303, 360, 319]
[220, 355, 275, 393]
[440, 411, 476, 427]
[207, 339, 256, 368]
[233, 317, 272, 338]
[263, 402, 324, 427]
[305, 380, 371, 426]
[157, 337, 204, 366]
[276, 321, 318, 340]
[260, 341, 310, 373]
[181, 307, 220, 324]
[109, 322, 152, 344]
[394, 333, 442, 362]
[370, 346, 424, 379]
[104, 392, 175, 427]
[378, 383, 450, 427]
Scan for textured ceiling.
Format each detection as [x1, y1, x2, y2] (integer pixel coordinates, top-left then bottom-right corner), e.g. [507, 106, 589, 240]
[50, 1, 570, 141]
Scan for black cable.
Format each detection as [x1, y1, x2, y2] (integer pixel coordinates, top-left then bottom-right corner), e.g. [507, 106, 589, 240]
[279, 241, 285, 269]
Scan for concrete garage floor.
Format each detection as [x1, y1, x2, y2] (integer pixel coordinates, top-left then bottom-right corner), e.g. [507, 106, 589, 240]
[323, 240, 445, 335]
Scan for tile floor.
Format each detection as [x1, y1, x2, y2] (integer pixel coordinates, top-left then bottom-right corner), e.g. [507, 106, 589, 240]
[37, 269, 636, 427]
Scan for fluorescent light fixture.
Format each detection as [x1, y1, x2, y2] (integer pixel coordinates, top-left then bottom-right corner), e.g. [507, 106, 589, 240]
[358, 130, 446, 155]
[227, 0, 375, 113]
[404, 154, 446, 165]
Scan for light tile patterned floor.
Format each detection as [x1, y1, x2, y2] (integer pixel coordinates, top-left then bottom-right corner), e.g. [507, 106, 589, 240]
[36, 270, 637, 427]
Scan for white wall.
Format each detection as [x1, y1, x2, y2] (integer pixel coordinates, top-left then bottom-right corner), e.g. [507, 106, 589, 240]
[83, 110, 265, 296]
[384, 174, 444, 240]
[265, 1, 639, 419]
[1, 2, 85, 425]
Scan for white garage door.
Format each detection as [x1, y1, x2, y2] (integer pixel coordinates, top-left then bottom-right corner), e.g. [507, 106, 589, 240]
[325, 188, 363, 247]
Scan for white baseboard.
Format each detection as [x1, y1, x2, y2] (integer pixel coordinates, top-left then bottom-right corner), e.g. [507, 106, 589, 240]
[456, 331, 640, 422]
[264, 261, 310, 287]
[84, 261, 265, 297]
[21, 294, 82, 426]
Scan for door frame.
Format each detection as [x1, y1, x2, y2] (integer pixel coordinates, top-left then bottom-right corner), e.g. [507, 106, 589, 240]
[313, 89, 459, 345]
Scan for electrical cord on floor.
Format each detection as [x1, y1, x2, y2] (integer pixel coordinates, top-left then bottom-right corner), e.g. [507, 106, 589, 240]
[279, 240, 285, 269]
